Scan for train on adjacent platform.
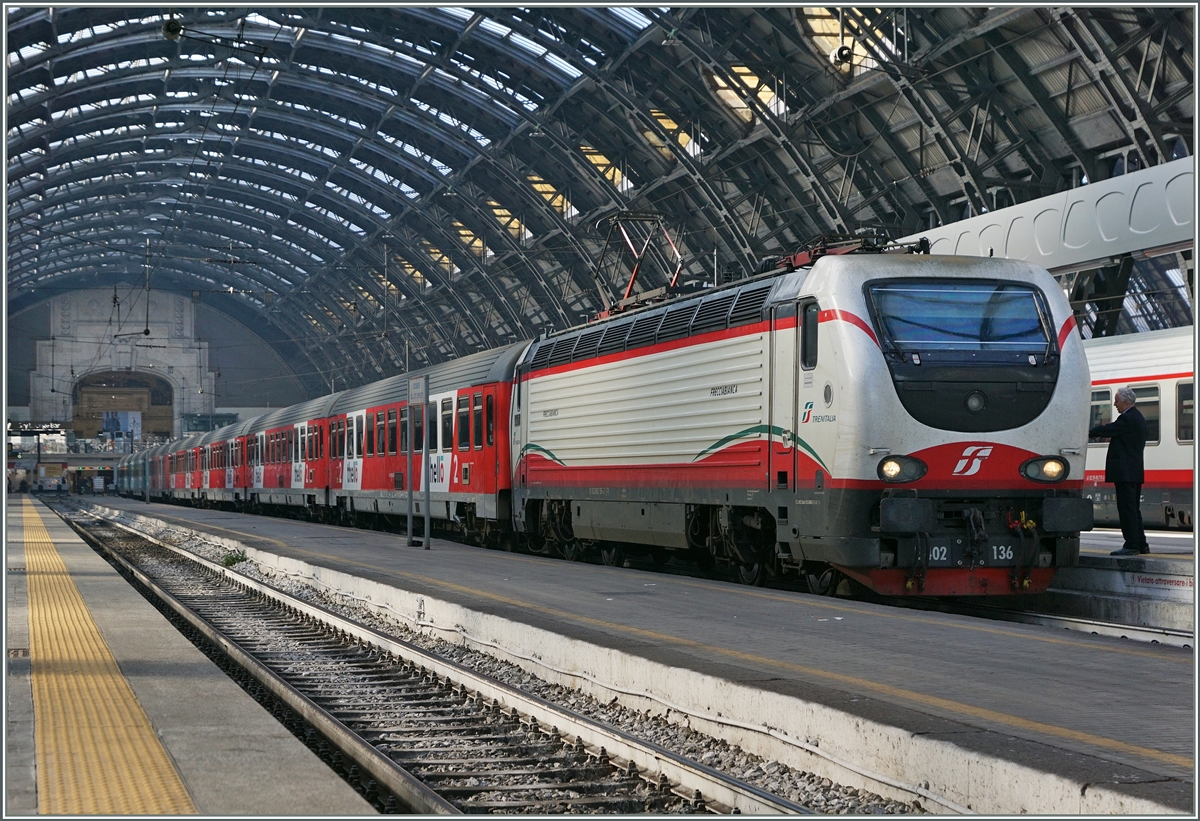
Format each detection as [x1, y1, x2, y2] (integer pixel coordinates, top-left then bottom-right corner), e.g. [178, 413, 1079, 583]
[1082, 326, 1194, 530]
[119, 248, 1099, 597]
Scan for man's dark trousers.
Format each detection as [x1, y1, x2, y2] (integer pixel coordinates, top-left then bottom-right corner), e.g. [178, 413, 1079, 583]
[1114, 482, 1148, 553]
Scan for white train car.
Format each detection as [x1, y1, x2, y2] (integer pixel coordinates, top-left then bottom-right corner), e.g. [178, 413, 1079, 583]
[512, 252, 1095, 596]
[1083, 326, 1194, 528]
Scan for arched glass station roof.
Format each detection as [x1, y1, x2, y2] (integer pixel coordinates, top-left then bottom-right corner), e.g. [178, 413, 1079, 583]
[8, 7, 1193, 398]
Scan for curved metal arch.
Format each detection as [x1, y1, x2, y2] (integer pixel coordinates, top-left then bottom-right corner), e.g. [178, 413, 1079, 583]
[499, 11, 764, 277]
[8, 172, 354, 276]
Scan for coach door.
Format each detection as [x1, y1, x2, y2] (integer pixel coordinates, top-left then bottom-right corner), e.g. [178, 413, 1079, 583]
[770, 304, 795, 492]
[795, 300, 837, 493]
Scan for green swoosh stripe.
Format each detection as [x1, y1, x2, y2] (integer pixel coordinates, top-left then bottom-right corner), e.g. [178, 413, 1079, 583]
[694, 425, 829, 473]
[520, 443, 565, 465]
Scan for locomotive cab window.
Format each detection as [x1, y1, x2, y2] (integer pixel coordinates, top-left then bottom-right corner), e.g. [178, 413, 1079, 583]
[1178, 382, 1194, 443]
[801, 301, 819, 370]
[866, 280, 1052, 358]
[1088, 390, 1112, 443]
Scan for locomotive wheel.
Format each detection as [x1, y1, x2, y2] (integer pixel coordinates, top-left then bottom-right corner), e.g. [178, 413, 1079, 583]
[562, 539, 586, 562]
[600, 545, 626, 567]
[806, 566, 842, 596]
[735, 562, 768, 586]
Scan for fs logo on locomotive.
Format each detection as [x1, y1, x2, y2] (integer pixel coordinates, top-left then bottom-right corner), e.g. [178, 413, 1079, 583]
[801, 401, 814, 424]
[951, 445, 993, 476]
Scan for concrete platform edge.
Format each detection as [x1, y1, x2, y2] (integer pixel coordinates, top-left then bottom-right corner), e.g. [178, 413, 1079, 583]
[85, 502, 1191, 815]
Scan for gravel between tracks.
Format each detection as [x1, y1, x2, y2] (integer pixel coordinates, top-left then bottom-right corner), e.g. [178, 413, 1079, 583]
[103, 510, 921, 815]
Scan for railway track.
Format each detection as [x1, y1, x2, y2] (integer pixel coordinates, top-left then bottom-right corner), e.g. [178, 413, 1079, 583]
[59, 507, 813, 815]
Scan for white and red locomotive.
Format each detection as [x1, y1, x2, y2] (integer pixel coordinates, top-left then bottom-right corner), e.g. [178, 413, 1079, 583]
[121, 249, 1096, 596]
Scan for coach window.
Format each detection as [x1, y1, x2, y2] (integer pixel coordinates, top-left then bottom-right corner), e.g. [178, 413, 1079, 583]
[301, 427, 307, 461]
[376, 412, 386, 456]
[337, 420, 345, 458]
[366, 413, 375, 456]
[355, 415, 364, 457]
[457, 397, 471, 451]
[428, 403, 439, 452]
[801, 301, 819, 370]
[1088, 390, 1111, 443]
[400, 408, 409, 453]
[387, 409, 397, 454]
[413, 406, 424, 451]
[486, 394, 495, 445]
[473, 394, 483, 449]
[441, 399, 454, 452]
[1178, 382, 1194, 442]
[1133, 386, 1160, 444]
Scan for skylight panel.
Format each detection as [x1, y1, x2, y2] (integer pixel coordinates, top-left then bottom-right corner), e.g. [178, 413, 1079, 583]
[438, 7, 473, 22]
[245, 12, 280, 29]
[510, 33, 546, 57]
[543, 53, 582, 80]
[609, 8, 652, 30]
[11, 42, 49, 67]
[478, 18, 512, 38]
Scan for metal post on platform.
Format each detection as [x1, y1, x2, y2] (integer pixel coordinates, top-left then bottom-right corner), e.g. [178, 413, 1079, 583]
[406, 376, 425, 547]
[422, 401, 431, 550]
[145, 449, 150, 504]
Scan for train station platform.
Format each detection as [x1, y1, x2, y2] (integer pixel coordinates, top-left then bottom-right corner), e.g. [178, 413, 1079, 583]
[80, 496, 1193, 815]
[4, 495, 374, 815]
[1006, 529, 1196, 634]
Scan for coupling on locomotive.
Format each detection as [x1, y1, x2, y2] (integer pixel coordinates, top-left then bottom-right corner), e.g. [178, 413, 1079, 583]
[118, 243, 1095, 597]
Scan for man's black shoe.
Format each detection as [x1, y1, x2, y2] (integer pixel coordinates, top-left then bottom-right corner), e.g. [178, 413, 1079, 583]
[1110, 547, 1144, 556]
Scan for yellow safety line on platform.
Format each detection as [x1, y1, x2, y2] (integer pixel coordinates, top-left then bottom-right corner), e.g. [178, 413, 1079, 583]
[22, 499, 197, 814]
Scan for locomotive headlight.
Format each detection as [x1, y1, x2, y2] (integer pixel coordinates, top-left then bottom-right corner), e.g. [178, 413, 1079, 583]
[878, 455, 928, 483]
[1020, 456, 1068, 483]
[965, 390, 987, 413]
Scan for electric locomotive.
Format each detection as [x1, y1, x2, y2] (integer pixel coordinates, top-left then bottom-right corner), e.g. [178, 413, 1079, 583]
[513, 250, 1094, 595]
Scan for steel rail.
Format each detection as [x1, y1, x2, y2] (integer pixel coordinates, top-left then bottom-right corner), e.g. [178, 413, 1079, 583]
[65, 508, 813, 815]
[63, 514, 459, 814]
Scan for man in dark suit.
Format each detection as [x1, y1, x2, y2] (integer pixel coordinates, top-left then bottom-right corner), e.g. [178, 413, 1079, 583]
[1088, 386, 1149, 555]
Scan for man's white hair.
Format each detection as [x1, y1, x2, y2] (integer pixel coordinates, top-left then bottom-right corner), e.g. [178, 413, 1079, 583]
[1116, 386, 1137, 405]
